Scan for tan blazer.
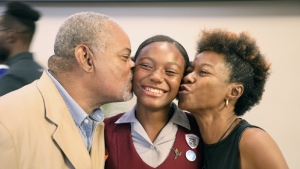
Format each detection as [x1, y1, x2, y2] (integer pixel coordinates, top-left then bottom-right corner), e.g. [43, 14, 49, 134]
[0, 71, 105, 169]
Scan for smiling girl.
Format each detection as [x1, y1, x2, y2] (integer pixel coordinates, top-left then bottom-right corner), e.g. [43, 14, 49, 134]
[104, 35, 202, 169]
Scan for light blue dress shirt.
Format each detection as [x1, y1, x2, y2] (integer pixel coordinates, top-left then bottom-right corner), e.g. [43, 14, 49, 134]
[46, 70, 104, 152]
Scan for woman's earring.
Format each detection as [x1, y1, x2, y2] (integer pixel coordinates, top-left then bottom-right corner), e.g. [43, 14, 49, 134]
[225, 99, 229, 107]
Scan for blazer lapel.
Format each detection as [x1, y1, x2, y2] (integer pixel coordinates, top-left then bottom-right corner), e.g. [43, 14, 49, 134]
[37, 71, 91, 169]
[53, 117, 91, 169]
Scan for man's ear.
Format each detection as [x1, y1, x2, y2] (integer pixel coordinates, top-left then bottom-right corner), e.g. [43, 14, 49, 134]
[227, 83, 244, 101]
[74, 45, 93, 72]
[6, 29, 17, 43]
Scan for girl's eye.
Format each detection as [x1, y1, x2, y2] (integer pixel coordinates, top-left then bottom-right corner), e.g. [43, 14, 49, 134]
[140, 64, 152, 69]
[166, 70, 177, 75]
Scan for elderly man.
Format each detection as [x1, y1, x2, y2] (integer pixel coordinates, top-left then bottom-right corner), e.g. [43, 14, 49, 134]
[0, 12, 134, 169]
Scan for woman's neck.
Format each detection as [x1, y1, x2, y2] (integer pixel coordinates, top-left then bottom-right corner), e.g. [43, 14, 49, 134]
[193, 111, 238, 144]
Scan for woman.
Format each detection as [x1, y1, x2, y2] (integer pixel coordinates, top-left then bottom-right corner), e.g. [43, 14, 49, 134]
[104, 35, 202, 169]
[178, 29, 288, 169]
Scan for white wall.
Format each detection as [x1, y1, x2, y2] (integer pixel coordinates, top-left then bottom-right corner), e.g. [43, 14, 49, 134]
[1, 1, 299, 168]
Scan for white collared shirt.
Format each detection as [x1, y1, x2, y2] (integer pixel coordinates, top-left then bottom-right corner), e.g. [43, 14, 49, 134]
[115, 103, 190, 167]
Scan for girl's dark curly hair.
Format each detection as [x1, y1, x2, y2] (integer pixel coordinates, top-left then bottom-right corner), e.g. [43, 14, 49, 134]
[133, 35, 190, 72]
[196, 29, 271, 116]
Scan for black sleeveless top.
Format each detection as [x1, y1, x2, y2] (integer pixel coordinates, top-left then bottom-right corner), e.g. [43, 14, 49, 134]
[202, 119, 261, 169]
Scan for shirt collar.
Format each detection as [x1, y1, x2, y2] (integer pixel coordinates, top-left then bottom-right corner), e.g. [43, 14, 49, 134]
[46, 69, 104, 125]
[170, 102, 190, 130]
[115, 105, 137, 124]
[5, 52, 33, 66]
[116, 102, 190, 130]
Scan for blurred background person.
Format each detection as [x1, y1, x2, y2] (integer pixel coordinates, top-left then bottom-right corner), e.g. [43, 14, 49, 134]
[0, 1, 43, 96]
[0, 61, 9, 79]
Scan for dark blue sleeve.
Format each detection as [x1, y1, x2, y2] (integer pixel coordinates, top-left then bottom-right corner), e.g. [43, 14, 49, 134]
[0, 74, 24, 96]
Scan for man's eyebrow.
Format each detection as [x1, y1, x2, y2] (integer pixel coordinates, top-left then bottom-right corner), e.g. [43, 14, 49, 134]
[118, 48, 131, 54]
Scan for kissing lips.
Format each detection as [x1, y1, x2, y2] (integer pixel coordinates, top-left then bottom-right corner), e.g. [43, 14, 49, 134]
[179, 85, 190, 93]
[179, 85, 186, 91]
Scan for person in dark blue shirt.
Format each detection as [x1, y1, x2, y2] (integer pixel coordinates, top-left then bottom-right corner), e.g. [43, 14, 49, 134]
[0, 62, 9, 79]
[0, 1, 43, 96]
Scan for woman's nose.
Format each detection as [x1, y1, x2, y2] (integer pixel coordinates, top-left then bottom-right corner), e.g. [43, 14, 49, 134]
[183, 72, 195, 84]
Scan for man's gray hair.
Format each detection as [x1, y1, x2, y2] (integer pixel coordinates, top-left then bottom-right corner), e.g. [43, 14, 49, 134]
[54, 12, 114, 60]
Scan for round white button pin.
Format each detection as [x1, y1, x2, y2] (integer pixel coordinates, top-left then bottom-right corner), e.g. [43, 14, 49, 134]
[186, 150, 196, 161]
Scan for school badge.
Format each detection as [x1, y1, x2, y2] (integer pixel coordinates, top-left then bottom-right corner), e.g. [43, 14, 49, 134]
[185, 134, 199, 149]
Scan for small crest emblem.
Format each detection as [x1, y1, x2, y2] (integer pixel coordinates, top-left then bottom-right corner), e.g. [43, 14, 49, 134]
[185, 134, 199, 149]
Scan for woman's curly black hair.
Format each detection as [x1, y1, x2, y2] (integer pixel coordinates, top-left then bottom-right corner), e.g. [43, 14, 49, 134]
[196, 29, 271, 116]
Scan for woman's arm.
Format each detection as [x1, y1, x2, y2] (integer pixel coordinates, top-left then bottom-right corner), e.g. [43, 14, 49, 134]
[239, 128, 289, 169]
